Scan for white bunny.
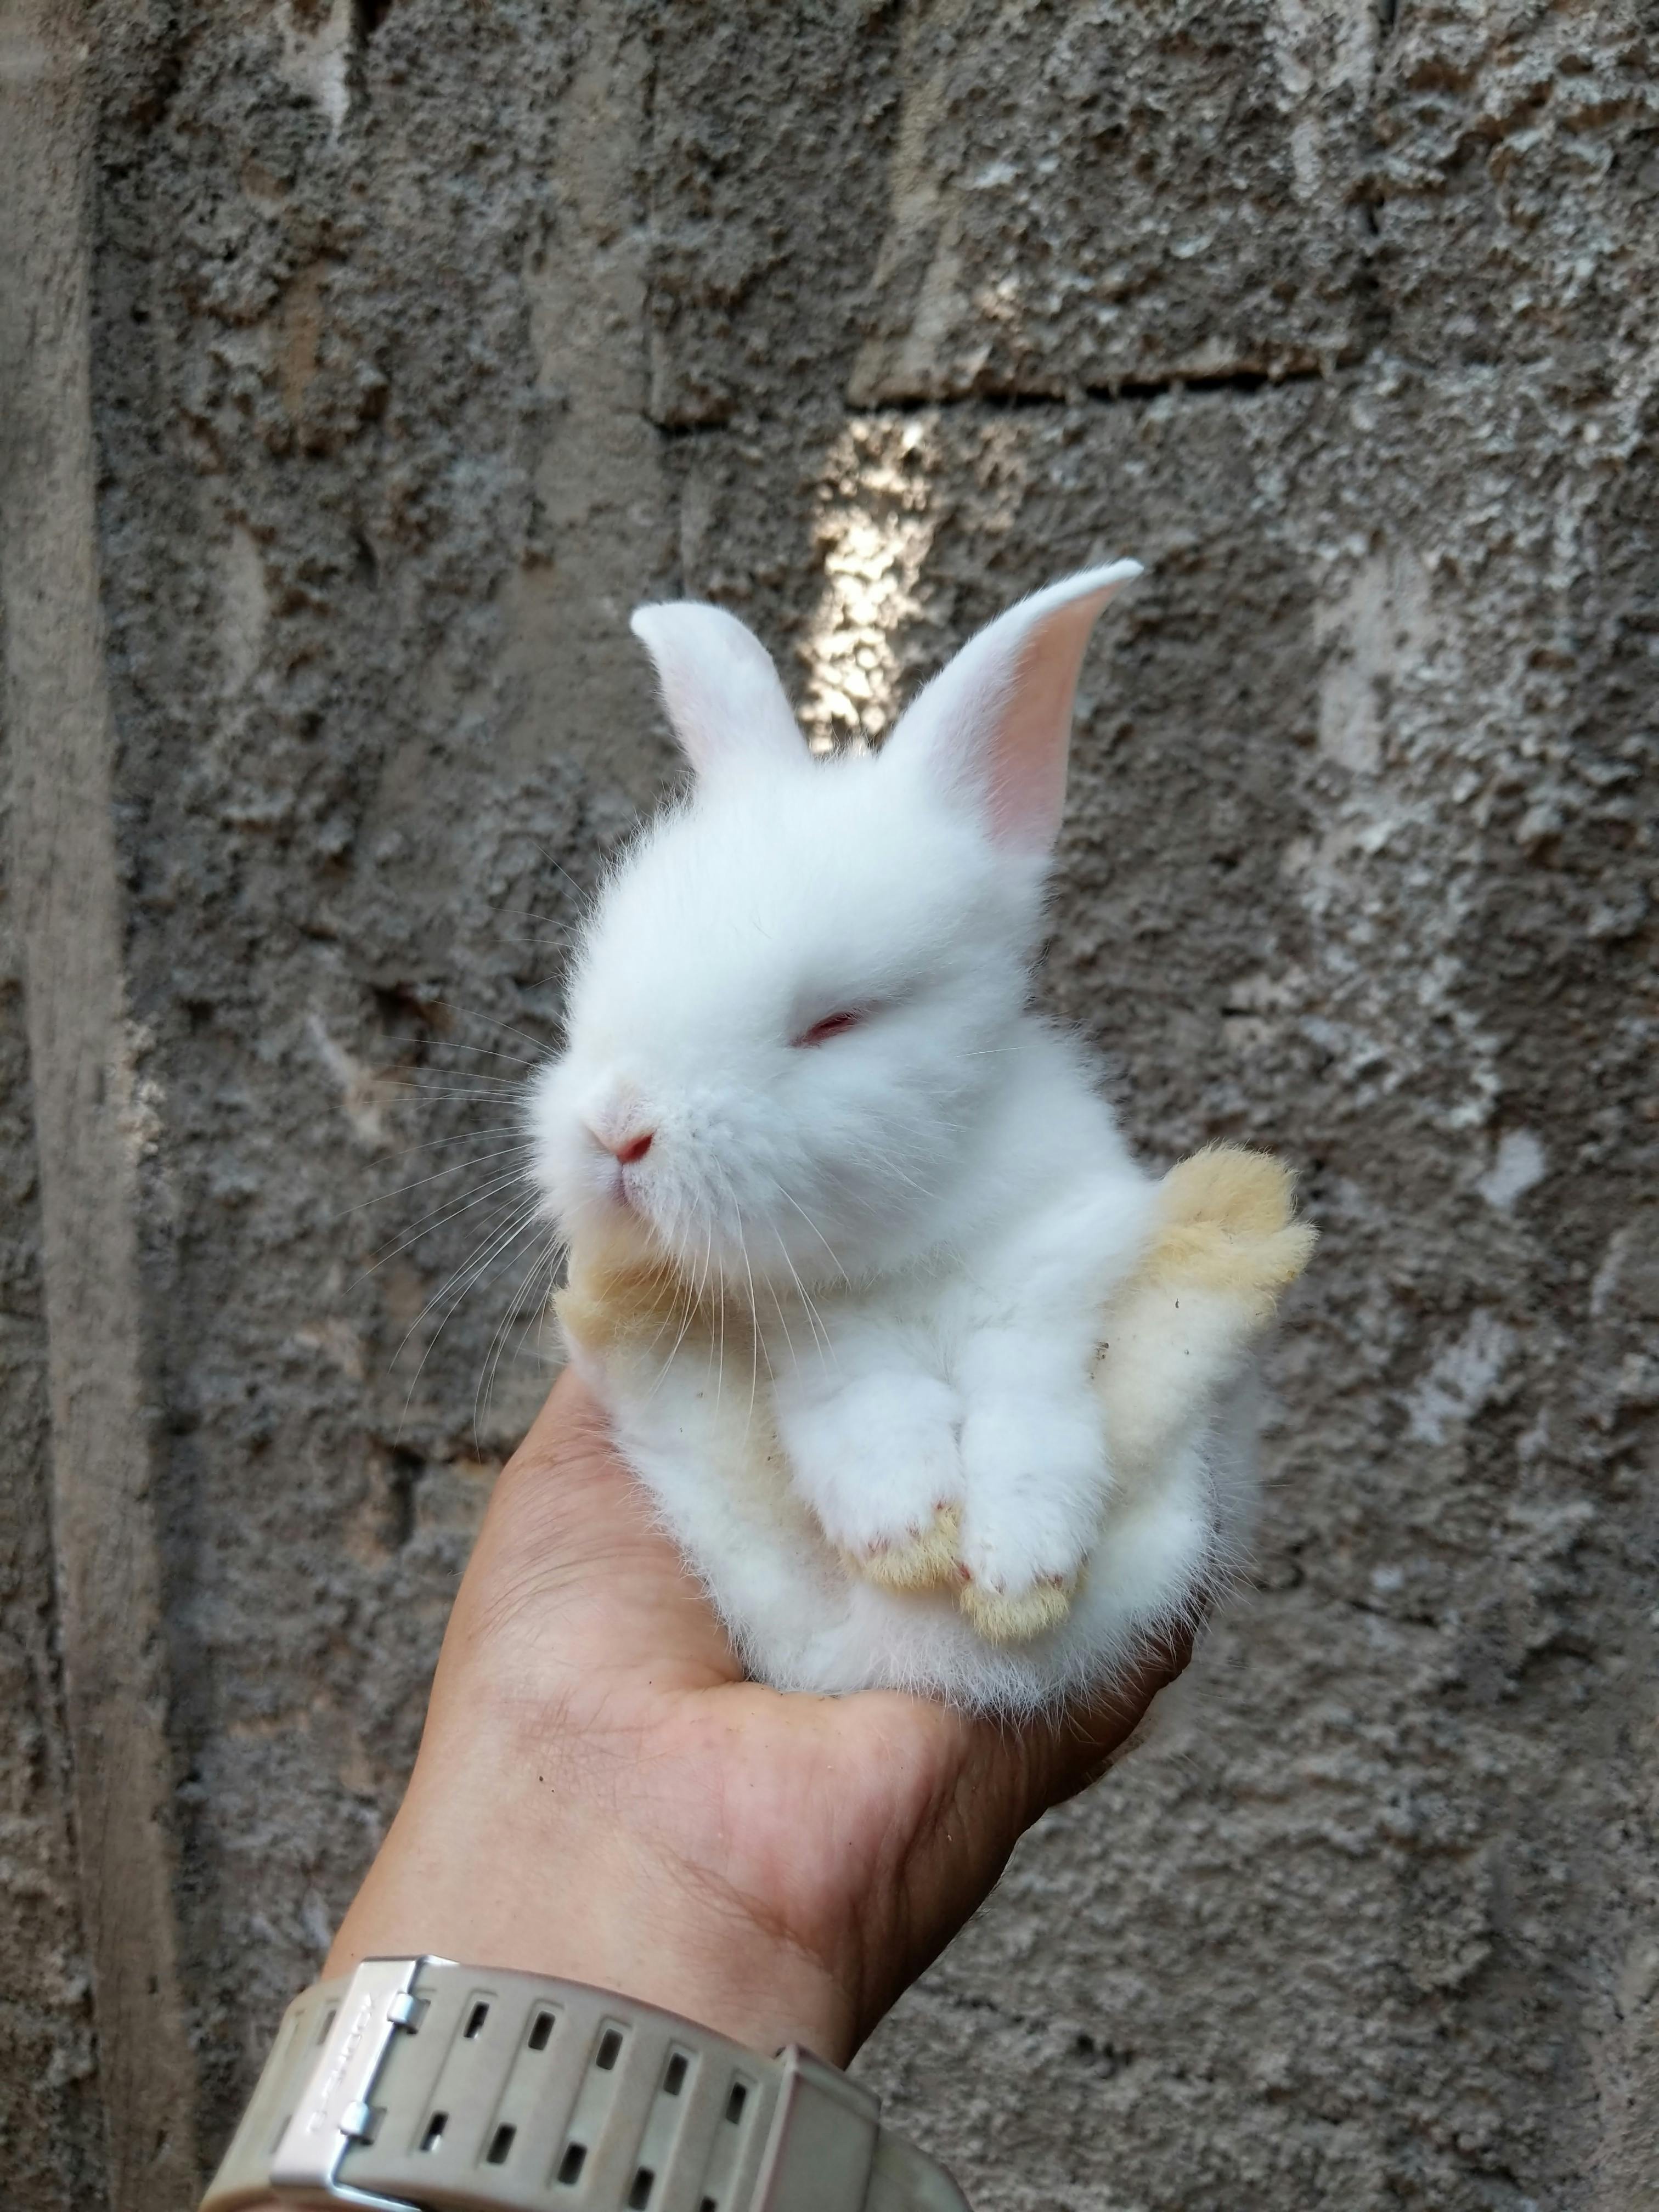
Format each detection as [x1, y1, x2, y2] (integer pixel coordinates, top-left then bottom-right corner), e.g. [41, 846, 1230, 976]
[528, 566, 1312, 1711]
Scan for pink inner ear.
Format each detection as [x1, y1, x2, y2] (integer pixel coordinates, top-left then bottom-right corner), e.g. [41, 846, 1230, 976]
[985, 599, 1109, 851]
[885, 561, 1142, 856]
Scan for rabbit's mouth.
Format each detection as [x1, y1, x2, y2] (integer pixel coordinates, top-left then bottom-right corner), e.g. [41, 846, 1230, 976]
[607, 1160, 640, 1210]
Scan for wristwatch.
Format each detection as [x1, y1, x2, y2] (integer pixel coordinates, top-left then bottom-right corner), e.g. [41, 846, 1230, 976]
[201, 1957, 969, 2211]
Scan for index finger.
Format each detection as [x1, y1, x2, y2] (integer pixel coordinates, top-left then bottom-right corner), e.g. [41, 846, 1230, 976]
[994, 1621, 1195, 1830]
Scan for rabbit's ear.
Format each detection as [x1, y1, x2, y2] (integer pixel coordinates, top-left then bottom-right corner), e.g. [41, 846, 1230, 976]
[885, 560, 1142, 853]
[630, 601, 806, 780]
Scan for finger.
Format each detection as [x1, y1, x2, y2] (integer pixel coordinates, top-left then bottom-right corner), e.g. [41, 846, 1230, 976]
[1020, 1622, 1195, 1816]
[946, 1620, 1194, 1864]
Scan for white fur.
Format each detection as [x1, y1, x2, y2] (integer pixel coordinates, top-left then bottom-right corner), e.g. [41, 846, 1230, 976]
[556, 1302, 1246, 1714]
[528, 562, 1259, 1712]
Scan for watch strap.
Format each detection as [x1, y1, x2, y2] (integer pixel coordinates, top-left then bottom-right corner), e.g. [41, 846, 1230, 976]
[201, 1957, 968, 2212]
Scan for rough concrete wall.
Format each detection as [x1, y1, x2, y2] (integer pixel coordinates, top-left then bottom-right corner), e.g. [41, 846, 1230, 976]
[0, 686, 105, 2212]
[1, 2, 1655, 2208]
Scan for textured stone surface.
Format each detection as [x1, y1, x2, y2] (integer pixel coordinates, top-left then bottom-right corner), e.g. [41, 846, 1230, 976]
[0, 746, 105, 2212]
[2, 2, 1654, 2207]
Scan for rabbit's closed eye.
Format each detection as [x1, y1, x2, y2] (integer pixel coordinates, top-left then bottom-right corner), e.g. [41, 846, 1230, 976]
[792, 1008, 868, 1047]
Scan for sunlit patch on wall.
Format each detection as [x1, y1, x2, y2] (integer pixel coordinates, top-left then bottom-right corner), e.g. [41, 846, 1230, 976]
[798, 419, 939, 754]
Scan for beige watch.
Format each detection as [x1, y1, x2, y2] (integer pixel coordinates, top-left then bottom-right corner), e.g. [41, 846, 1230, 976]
[201, 1957, 969, 2212]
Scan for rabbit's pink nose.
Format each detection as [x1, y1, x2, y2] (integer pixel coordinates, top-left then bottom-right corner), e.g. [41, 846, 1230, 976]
[607, 1127, 654, 1166]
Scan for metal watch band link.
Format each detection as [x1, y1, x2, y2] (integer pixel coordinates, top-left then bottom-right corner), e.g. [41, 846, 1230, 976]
[200, 1957, 968, 2212]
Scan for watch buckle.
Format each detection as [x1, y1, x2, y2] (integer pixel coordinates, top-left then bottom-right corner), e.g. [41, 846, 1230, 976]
[269, 1956, 446, 2210]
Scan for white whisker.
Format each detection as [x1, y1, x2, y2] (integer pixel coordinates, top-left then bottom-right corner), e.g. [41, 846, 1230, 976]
[395, 1201, 543, 1435]
[414, 997, 555, 1057]
[473, 1224, 566, 1450]
[524, 842, 597, 918]
[646, 1217, 714, 1403]
[730, 1197, 770, 1439]
[382, 1073, 528, 1093]
[776, 1236, 836, 1367]
[364, 1122, 528, 1165]
[335, 1141, 538, 1221]
[356, 1163, 535, 1280]
[386, 1192, 541, 1365]
[765, 1277, 801, 1372]
[416, 1040, 542, 1068]
[774, 1184, 848, 1286]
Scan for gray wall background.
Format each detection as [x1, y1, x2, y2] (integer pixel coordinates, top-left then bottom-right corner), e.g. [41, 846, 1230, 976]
[2, 2, 1656, 2207]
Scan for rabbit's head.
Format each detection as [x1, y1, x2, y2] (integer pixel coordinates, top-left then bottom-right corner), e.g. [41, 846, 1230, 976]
[529, 562, 1140, 1289]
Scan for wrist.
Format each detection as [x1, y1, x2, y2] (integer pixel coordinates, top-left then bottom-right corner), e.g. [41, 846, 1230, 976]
[324, 1700, 856, 2066]
[214, 1957, 969, 2212]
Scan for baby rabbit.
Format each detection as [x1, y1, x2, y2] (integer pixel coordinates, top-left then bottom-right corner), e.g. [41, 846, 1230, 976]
[529, 565, 1311, 1711]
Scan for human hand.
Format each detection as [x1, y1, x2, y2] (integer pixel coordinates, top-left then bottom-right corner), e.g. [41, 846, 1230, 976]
[327, 1368, 1189, 2065]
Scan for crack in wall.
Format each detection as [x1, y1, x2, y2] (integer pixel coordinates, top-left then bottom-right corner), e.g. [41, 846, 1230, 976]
[653, 353, 1356, 443]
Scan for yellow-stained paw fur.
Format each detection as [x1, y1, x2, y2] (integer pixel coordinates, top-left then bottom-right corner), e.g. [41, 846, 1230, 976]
[960, 1576, 1076, 1645]
[1141, 1144, 1317, 1324]
[847, 1504, 963, 1593]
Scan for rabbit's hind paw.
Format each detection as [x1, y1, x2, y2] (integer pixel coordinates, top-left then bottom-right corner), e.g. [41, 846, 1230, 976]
[1150, 1144, 1316, 1318]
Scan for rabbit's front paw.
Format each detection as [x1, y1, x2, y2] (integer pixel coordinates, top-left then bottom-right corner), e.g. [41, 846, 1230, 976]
[855, 1502, 962, 1593]
[955, 1394, 1108, 1642]
[780, 1373, 964, 1580]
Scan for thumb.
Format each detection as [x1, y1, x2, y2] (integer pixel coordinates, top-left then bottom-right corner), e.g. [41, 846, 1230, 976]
[446, 1367, 742, 1693]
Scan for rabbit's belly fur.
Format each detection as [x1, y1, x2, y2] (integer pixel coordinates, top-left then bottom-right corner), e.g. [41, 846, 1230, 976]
[562, 1235, 1226, 1715]
[556, 1141, 1312, 1714]
[571, 1305, 1242, 1714]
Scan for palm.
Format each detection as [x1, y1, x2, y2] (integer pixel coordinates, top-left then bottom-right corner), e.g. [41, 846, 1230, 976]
[337, 1372, 1182, 2060]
